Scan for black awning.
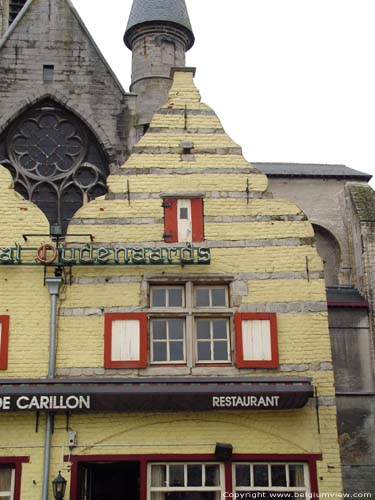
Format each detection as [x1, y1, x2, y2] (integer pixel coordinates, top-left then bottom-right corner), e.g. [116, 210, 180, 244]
[0, 377, 313, 413]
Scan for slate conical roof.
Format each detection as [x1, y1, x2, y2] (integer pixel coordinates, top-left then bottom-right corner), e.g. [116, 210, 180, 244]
[124, 0, 194, 50]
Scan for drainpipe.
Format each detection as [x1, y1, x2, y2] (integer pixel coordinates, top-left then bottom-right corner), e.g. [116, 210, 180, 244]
[42, 276, 63, 500]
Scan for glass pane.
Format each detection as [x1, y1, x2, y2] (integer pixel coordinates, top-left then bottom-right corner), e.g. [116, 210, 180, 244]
[170, 341, 184, 361]
[271, 465, 287, 486]
[153, 320, 167, 340]
[187, 465, 202, 486]
[197, 342, 211, 361]
[0, 469, 12, 491]
[253, 465, 269, 487]
[151, 464, 166, 487]
[169, 319, 184, 339]
[205, 465, 220, 486]
[196, 288, 210, 307]
[289, 464, 305, 487]
[212, 288, 226, 306]
[169, 288, 183, 307]
[153, 342, 167, 362]
[152, 288, 166, 307]
[236, 464, 251, 487]
[213, 320, 227, 339]
[213, 341, 228, 360]
[196, 319, 210, 339]
[169, 465, 185, 487]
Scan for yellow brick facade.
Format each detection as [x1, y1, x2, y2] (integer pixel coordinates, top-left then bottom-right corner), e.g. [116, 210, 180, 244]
[0, 69, 343, 498]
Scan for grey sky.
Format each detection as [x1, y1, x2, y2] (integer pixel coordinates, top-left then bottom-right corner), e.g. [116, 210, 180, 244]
[72, 0, 375, 187]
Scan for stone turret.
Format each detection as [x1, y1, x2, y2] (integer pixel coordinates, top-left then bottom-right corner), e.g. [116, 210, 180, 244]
[124, 0, 194, 134]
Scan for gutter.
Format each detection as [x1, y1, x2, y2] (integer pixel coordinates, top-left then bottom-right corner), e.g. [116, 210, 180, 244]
[41, 276, 63, 500]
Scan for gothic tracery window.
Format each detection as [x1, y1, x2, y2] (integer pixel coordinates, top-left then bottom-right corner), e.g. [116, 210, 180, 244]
[0, 100, 109, 235]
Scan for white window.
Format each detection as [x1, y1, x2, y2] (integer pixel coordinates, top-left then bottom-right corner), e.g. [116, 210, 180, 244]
[242, 319, 272, 361]
[148, 463, 224, 500]
[0, 467, 15, 500]
[233, 462, 310, 498]
[150, 284, 231, 366]
[111, 319, 140, 363]
[177, 199, 193, 242]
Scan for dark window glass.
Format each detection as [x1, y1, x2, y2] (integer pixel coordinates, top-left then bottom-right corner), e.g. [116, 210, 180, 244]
[153, 320, 167, 340]
[169, 288, 183, 307]
[196, 289, 210, 307]
[236, 465, 251, 487]
[271, 465, 287, 487]
[169, 319, 184, 339]
[152, 289, 166, 307]
[170, 342, 184, 361]
[197, 342, 211, 361]
[196, 319, 210, 339]
[153, 343, 167, 362]
[213, 341, 228, 360]
[169, 465, 184, 487]
[43, 65, 54, 82]
[180, 207, 189, 219]
[212, 288, 226, 306]
[253, 465, 269, 487]
[187, 465, 202, 487]
[213, 320, 227, 339]
[205, 465, 220, 487]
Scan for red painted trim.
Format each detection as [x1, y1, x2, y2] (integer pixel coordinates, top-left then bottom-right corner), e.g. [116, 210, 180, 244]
[0, 316, 10, 370]
[327, 301, 369, 309]
[0, 457, 29, 500]
[225, 460, 233, 496]
[234, 313, 279, 369]
[140, 457, 148, 500]
[191, 198, 204, 242]
[104, 313, 148, 369]
[164, 198, 178, 243]
[66, 453, 321, 499]
[309, 458, 319, 499]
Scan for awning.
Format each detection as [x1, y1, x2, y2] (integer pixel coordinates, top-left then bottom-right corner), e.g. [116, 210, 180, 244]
[0, 377, 313, 413]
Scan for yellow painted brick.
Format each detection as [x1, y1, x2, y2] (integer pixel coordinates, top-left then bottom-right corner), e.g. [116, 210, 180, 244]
[121, 154, 254, 169]
[206, 221, 314, 240]
[137, 133, 239, 149]
[245, 279, 326, 303]
[63, 282, 140, 308]
[74, 199, 163, 219]
[0, 168, 49, 245]
[108, 174, 267, 194]
[277, 313, 333, 365]
[66, 224, 163, 243]
[204, 198, 303, 216]
[150, 114, 223, 129]
[57, 316, 104, 368]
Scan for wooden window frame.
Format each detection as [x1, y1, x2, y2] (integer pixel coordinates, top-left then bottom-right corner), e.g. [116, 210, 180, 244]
[0, 457, 29, 500]
[0, 316, 10, 370]
[104, 313, 147, 369]
[163, 197, 204, 243]
[150, 317, 186, 365]
[66, 453, 321, 500]
[195, 317, 231, 364]
[234, 313, 279, 369]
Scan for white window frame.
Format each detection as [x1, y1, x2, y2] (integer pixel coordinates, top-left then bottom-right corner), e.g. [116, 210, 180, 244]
[149, 283, 232, 367]
[195, 317, 231, 363]
[233, 462, 311, 496]
[194, 285, 229, 308]
[147, 462, 225, 500]
[0, 467, 15, 499]
[150, 318, 186, 364]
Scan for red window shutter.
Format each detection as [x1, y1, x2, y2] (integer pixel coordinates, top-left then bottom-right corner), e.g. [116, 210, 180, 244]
[191, 198, 204, 242]
[163, 198, 178, 243]
[0, 316, 10, 370]
[234, 312, 279, 369]
[104, 313, 148, 369]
